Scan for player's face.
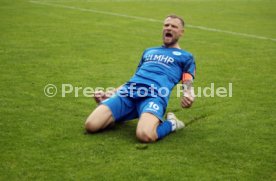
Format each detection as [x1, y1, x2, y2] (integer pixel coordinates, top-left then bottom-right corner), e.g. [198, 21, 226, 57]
[163, 17, 184, 47]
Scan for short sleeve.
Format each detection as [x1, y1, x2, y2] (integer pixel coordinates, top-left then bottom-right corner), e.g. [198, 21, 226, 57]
[183, 55, 196, 79]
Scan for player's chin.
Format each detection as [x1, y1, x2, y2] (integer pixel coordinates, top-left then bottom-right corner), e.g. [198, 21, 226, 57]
[163, 41, 173, 47]
[163, 39, 177, 47]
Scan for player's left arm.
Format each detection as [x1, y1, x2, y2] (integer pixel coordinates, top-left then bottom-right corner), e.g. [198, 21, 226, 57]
[181, 56, 196, 108]
[181, 74, 195, 108]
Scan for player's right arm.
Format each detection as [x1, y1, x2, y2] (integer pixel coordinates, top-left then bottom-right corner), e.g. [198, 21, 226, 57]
[93, 85, 123, 104]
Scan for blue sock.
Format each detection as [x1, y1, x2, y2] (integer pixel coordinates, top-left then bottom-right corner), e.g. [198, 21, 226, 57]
[156, 120, 173, 140]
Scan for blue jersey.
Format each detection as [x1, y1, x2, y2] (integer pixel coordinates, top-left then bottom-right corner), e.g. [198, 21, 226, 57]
[127, 46, 196, 104]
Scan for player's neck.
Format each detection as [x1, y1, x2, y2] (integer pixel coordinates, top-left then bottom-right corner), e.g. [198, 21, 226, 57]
[164, 43, 181, 49]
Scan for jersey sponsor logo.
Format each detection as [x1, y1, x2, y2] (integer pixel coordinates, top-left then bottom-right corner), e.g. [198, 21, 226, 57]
[172, 51, 182, 56]
[144, 54, 174, 64]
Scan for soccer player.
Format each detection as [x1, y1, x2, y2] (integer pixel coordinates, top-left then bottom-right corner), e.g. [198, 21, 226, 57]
[85, 15, 196, 143]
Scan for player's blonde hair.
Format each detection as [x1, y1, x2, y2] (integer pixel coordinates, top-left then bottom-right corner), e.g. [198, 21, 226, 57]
[166, 14, 185, 28]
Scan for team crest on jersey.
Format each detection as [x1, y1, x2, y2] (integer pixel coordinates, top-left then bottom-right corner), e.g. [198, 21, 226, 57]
[172, 51, 182, 56]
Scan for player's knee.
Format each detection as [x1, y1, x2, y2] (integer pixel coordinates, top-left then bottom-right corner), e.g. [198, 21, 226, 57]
[136, 128, 157, 143]
[85, 105, 113, 133]
[85, 118, 99, 133]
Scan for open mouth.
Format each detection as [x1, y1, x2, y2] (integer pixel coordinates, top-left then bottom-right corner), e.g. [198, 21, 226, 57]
[165, 32, 173, 38]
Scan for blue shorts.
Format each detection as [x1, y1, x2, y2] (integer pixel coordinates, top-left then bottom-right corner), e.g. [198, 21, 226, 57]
[101, 93, 167, 122]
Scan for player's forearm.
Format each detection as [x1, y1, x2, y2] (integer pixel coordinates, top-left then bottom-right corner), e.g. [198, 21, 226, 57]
[182, 79, 193, 96]
[181, 79, 195, 108]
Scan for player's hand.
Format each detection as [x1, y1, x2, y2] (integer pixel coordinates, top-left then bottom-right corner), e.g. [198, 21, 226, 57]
[93, 91, 104, 104]
[93, 90, 114, 104]
[181, 90, 195, 108]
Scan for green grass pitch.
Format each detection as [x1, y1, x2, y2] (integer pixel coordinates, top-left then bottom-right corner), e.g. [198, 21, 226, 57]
[0, 0, 275, 180]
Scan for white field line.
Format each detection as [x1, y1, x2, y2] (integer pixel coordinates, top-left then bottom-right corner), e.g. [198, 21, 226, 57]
[29, 0, 276, 42]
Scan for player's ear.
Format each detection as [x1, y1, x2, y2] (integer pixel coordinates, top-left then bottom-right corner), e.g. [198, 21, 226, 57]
[180, 28, 184, 37]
